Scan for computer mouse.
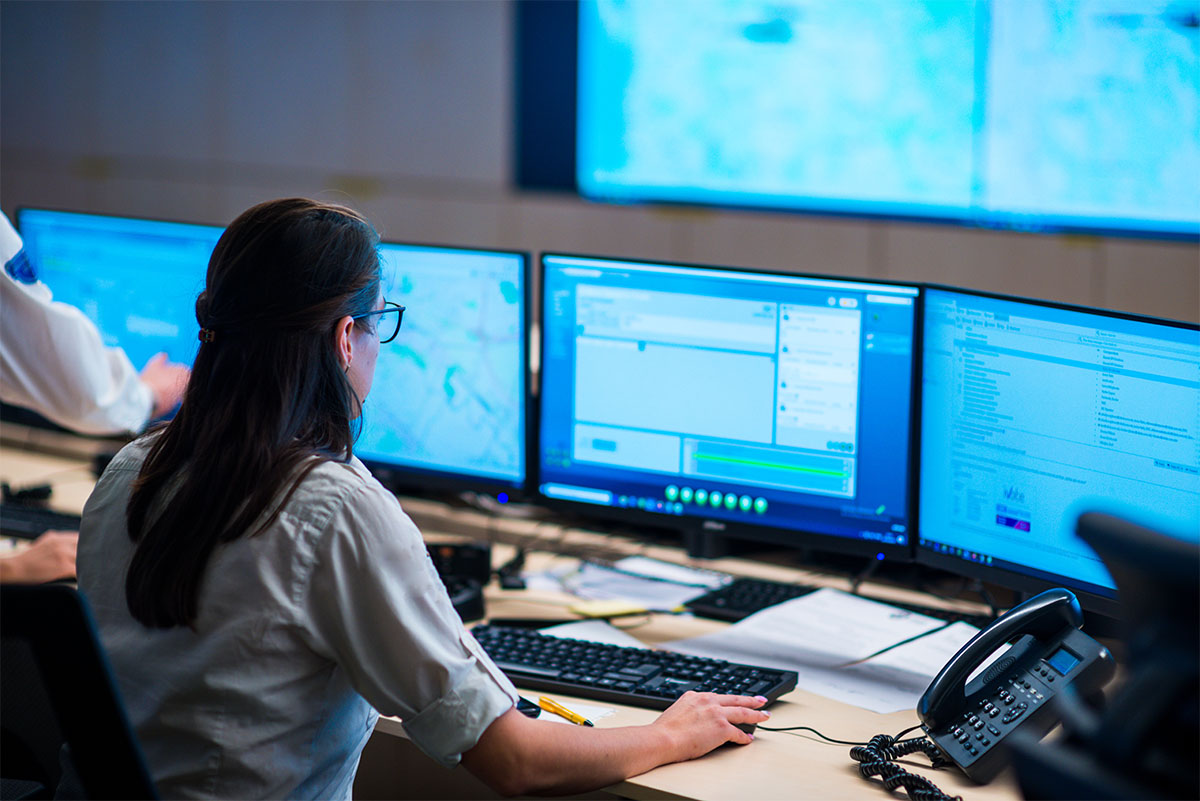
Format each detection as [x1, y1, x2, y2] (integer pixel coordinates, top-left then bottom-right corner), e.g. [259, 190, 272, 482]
[733, 721, 757, 736]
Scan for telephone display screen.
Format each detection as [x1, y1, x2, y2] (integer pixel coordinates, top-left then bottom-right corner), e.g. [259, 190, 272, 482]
[1046, 647, 1081, 676]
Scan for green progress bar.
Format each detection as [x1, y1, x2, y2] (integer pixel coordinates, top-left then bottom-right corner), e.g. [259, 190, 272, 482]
[693, 452, 847, 478]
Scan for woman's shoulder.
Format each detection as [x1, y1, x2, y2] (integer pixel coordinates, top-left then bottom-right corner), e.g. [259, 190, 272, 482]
[291, 455, 408, 522]
[301, 455, 382, 496]
[99, 430, 163, 477]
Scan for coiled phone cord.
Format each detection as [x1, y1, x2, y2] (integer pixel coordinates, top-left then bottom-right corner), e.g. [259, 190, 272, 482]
[849, 733, 961, 801]
[760, 723, 961, 801]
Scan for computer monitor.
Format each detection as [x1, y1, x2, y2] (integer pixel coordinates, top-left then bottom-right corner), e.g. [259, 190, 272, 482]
[918, 288, 1200, 616]
[15, 210, 531, 494]
[355, 242, 529, 494]
[539, 253, 919, 559]
[16, 208, 223, 372]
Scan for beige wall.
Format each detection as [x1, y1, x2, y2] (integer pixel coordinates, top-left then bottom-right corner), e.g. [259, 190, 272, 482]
[3, 0, 1196, 322]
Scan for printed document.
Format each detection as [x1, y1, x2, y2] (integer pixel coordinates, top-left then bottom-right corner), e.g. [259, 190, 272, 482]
[666, 588, 980, 713]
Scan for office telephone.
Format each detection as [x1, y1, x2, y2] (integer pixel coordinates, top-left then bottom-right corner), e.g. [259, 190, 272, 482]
[916, 588, 1115, 784]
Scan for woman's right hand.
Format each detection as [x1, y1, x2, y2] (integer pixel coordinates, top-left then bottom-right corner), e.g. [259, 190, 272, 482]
[651, 691, 771, 761]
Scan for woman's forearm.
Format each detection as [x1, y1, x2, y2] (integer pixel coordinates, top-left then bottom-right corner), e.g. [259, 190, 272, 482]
[461, 693, 767, 797]
[463, 708, 682, 796]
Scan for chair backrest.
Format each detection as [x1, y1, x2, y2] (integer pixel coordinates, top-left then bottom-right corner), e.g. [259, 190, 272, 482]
[1009, 513, 1200, 800]
[0, 584, 157, 800]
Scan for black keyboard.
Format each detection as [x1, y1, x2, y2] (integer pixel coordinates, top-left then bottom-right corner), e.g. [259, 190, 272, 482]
[684, 577, 817, 621]
[0, 504, 82, 540]
[685, 577, 997, 629]
[471, 624, 798, 710]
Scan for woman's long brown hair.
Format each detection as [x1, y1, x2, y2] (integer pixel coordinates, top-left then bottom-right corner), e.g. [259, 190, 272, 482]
[124, 198, 381, 628]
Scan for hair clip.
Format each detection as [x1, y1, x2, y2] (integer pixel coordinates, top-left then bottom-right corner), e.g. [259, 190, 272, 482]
[198, 328, 217, 343]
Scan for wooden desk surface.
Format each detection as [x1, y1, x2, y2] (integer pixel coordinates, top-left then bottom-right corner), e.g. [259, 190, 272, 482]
[0, 446, 95, 516]
[362, 546, 1023, 801]
[0, 443, 1021, 801]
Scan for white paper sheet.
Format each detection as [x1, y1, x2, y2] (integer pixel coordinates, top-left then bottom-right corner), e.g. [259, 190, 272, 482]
[610, 555, 730, 589]
[528, 561, 706, 611]
[529, 699, 616, 725]
[665, 588, 981, 713]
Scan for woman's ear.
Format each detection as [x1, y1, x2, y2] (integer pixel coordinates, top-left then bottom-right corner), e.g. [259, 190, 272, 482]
[333, 314, 356, 370]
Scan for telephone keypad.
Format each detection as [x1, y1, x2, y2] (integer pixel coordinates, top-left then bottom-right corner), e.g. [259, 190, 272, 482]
[1001, 701, 1029, 725]
[950, 666, 1056, 760]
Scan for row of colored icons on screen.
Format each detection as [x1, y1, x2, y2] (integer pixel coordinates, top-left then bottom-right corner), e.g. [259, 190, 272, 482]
[665, 485, 768, 513]
[923, 539, 995, 564]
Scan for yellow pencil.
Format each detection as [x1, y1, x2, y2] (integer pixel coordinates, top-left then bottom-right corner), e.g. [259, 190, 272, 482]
[537, 695, 594, 726]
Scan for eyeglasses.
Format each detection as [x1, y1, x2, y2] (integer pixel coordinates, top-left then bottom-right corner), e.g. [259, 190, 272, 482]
[352, 300, 405, 344]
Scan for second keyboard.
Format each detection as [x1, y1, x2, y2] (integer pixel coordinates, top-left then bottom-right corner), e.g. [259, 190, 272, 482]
[685, 576, 997, 629]
[0, 503, 83, 540]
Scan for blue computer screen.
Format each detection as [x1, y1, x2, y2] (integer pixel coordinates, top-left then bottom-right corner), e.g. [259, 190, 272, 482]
[920, 289, 1200, 597]
[355, 244, 526, 488]
[17, 208, 222, 371]
[577, 0, 1200, 237]
[540, 255, 918, 549]
[17, 210, 528, 488]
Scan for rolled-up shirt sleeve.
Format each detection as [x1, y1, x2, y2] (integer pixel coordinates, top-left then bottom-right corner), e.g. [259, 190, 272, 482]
[301, 477, 518, 767]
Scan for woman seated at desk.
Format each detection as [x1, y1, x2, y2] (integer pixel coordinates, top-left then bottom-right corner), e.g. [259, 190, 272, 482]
[76, 198, 769, 799]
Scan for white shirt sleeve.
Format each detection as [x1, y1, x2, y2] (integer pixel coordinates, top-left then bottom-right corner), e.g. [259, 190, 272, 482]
[302, 477, 519, 768]
[0, 213, 152, 434]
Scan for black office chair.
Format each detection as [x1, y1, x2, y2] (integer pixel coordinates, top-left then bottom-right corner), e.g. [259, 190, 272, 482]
[0, 584, 157, 800]
[1009, 512, 1200, 800]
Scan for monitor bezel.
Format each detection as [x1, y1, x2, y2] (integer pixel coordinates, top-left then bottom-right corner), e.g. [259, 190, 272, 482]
[356, 239, 535, 500]
[535, 250, 921, 562]
[16, 205, 225, 236]
[914, 283, 1200, 618]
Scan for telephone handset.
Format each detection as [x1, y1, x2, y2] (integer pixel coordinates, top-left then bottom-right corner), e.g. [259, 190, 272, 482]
[916, 588, 1115, 784]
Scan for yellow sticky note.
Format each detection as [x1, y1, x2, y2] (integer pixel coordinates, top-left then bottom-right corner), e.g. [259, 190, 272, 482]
[567, 599, 649, 619]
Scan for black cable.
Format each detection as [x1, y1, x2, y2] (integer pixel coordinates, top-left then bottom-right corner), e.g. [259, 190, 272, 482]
[756, 723, 922, 744]
[835, 622, 956, 667]
[495, 548, 527, 589]
[975, 581, 1001, 618]
[755, 725, 871, 745]
[850, 733, 960, 801]
[757, 723, 959, 801]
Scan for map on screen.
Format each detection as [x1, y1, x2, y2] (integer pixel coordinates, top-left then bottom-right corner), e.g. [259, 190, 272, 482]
[578, 0, 1200, 235]
[355, 244, 526, 487]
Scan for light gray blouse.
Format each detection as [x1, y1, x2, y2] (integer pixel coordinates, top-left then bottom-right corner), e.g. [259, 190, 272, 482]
[77, 436, 517, 799]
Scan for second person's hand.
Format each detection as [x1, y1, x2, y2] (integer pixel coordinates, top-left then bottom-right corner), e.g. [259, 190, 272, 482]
[0, 530, 79, 584]
[140, 352, 191, 418]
